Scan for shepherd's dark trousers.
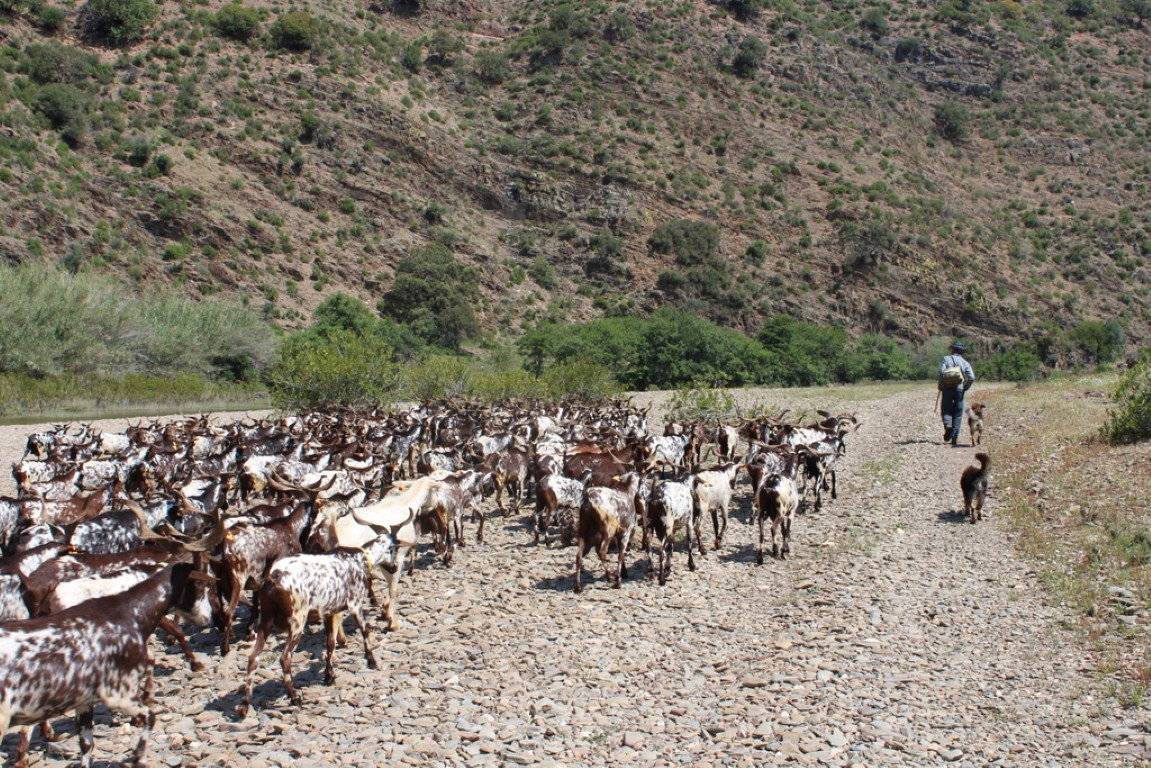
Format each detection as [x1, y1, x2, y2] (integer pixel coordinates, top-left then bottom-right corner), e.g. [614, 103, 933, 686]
[941, 387, 964, 445]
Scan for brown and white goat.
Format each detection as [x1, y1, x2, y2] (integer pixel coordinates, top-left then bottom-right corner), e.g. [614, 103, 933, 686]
[308, 475, 445, 631]
[238, 533, 398, 717]
[0, 563, 210, 768]
[646, 476, 701, 586]
[754, 452, 802, 564]
[533, 470, 591, 546]
[215, 498, 315, 656]
[573, 472, 643, 594]
[693, 461, 743, 550]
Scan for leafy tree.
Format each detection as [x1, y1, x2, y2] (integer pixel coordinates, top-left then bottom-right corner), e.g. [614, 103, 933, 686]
[1121, 0, 1151, 26]
[630, 309, 769, 390]
[473, 50, 510, 84]
[731, 35, 766, 79]
[649, 219, 721, 266]
[427, 29, 462, 67]
[982, 345, 1042, 382]
[603, 10, 635, 41]
[1101, 354, 1151, 444]
[1068, 318, 1125, 365]
[87, 0, 157, 45]
[22, 42, 98, 85]
[214, 3, 261, 41]
[267, 328, 400, 410]
[860, 8, 888, 38]
[723, 0, 764, 21]
[378, 244, 480, 351]
[845, 335, 913, 381]
[933, 102, 970, 143]
[34, 83, 89, 144]
[269, 11, 321, 52]
[757, 315, 850, 386]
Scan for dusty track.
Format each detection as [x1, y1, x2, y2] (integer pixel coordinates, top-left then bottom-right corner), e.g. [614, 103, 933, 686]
[2, 387, 1148, 767]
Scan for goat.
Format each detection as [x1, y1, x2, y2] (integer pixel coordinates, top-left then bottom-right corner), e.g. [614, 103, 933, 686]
[693, 461, 743, 550]
[0, 562, 209, 768]
[573, 472, 643, 594]
[646, 476, 700, 586]
[238, 534, 398, 717]
[308, 475, 445, 631]
[753, 452, 802, 564]
[215, 498, 315, 656]
[484, 444, 532, 515]
[533, 470, 590, 546]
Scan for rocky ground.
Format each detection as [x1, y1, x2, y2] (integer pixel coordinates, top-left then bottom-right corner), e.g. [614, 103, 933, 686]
[3, 387, 1150, 767]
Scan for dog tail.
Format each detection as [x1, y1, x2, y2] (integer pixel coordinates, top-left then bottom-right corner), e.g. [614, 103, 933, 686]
[974, 452, 990, 470]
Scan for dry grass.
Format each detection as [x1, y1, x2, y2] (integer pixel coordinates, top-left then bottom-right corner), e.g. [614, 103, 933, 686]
[988, 372, 1151, 699]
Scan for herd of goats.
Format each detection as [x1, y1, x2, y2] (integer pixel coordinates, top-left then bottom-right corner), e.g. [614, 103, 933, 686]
[0, 398, 860, 767]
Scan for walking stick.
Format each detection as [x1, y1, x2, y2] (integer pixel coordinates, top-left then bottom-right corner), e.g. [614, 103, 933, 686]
[934, 389, 941, 415]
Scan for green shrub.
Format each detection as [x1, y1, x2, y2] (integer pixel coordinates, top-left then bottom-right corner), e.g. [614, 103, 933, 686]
[269, 11, 321, 52]
[731, 35, 766, 78]
[22, 42, 97, 85]
[648, 219, 721, 267]
[540, 356, 620, 400]
[267, 327, 400, 410]
[378, 243, 480, 350]
[36, 5, 68, 32]
[844, 335, 913, 382]
[401, 355, 475, 401]
[473, 50, 510, 84]
[860, 8, 888, 38]
[400, 42, 422, 72]
[0, 263, 276, 379]
[214, 2, 261, 42]
[87, 0, 158, 45]
[631, 309, 769, 390]
[983, 345, 1042, 382]
[933, 102, 970, 143]
[666, 384, 738, 422]
[1102, 354, 1151, 444]
[528, 256, 558, 290]
[1068, 318, 1125, 366]
[724, 0, 764, 21]
[34, 83, 89, 144]
[757, 315, 850, 387]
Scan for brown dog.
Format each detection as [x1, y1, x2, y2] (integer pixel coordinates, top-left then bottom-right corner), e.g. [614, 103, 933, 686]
[960, 452, 990, 524]
[966, 402, 986, 446]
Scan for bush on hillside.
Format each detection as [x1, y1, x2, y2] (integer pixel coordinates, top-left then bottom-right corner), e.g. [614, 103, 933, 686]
[1101, 356, 1151, 444]
[22, 42, 99, 85]
[648, 219, 721, 267]
[269, 11, 321, 51]
[86, 0, 157, 45]
[731, 35, 766, 78]
[933, 102, 970, 143]
[378, 244, 480, 351]
[214, 3, 261, 41]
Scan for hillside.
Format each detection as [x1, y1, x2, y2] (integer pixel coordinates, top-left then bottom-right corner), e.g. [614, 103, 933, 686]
[1, 0, 1149, 358]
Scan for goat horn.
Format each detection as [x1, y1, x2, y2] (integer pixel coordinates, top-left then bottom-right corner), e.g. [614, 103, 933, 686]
[180, 510, 227, 553]
[117, 497, 167, 542]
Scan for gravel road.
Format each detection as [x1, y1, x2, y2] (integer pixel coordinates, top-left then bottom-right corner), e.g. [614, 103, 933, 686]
[3, 387, 1149, 767]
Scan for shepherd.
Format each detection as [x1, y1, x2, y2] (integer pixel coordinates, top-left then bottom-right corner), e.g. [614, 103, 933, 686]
[938, 341, 975, 447]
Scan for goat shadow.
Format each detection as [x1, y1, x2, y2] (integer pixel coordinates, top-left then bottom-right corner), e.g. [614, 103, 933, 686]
[937, 508, 973, 525]
[209, 625, 376, 720]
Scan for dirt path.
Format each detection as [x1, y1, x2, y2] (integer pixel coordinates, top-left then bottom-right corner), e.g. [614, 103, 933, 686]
[3, 388, 1148, 767]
